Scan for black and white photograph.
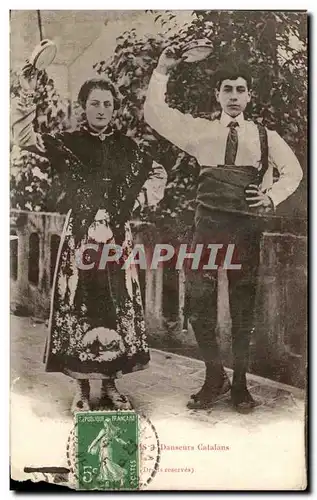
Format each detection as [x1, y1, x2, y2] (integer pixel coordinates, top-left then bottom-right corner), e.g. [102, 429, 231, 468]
[10, 9, 307, 490]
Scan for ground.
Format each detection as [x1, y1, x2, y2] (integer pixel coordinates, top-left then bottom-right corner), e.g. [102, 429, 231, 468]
[11, 315, 306, 490]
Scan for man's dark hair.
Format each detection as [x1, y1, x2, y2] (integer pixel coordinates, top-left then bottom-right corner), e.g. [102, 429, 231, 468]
[214, 63, 252, 91]
[77, 78, 120, 110]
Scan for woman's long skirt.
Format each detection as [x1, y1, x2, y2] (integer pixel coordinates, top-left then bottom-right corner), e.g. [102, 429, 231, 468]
[44, 209, 150, 379]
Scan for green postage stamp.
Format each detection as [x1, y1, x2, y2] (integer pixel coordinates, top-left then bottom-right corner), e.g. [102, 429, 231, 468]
[76, 411, 139, 491]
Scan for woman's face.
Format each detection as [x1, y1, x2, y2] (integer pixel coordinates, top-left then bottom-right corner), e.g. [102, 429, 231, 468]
[85, 88, 114, 130]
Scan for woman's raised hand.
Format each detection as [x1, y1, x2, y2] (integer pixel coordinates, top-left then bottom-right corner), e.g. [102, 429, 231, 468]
[19, 61, 39, 93]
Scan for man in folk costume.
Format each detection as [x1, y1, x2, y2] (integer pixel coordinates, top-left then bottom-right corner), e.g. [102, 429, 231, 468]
[144, 47, 303, 413]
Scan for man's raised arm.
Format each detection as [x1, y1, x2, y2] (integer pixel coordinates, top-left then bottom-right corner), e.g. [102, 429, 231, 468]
[144, 47, 207, 156]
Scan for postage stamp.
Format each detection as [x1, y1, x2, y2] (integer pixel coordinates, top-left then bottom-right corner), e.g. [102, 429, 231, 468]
[67, 411, 160, 491]
[76, 411, 139, 491]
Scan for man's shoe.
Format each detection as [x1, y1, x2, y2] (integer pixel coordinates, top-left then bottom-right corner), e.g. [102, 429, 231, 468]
[187, 378, 231, 409]
[231, 388, 259, 414]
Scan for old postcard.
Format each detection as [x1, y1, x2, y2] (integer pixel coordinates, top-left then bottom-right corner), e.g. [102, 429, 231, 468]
[10, 10, 307, 491]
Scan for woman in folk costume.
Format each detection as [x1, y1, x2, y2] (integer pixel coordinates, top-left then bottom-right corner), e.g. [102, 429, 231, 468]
[12, 62, 167, 413]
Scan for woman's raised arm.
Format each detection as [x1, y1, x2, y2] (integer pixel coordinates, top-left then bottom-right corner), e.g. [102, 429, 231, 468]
[11, 64, 47, 155]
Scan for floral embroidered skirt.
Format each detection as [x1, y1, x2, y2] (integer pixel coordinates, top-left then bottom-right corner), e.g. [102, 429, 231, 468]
[44, 209, 150, 379]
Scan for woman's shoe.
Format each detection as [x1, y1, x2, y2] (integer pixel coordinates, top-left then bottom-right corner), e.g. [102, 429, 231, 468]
[100, 380, 132, 410]
[71, 380, 91, 414]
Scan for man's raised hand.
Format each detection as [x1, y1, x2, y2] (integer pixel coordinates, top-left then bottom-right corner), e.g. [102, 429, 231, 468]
[156, 46, 182, 75]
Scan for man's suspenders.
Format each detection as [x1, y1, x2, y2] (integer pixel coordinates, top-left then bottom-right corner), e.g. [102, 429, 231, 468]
[257, 123, 269, 180]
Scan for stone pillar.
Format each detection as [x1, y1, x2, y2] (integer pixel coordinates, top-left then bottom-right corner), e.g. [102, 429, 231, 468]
[145, 268, 155, 321]
[16, 226, 29, 309]
[217, 268, 232, 357]
[178, 268, 187, 329]
[154, 265, 163, 327]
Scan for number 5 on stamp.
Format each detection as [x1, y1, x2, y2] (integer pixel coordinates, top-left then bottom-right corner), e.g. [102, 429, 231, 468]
[76, 411, 139, 491]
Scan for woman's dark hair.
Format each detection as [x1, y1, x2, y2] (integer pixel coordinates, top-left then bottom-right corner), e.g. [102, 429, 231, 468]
[77, 78, 120, 110]
[214, 63, 252, 91]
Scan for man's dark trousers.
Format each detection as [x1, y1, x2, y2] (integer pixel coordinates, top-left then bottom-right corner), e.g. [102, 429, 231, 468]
[186, 212, 261, 392]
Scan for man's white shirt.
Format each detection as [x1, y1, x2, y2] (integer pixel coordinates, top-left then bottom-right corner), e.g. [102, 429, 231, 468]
[144, 70, 303, 208]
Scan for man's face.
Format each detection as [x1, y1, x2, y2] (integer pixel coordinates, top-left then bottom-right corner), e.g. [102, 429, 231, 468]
[85, 89, 114, 130]
[215, 77, 251, 117]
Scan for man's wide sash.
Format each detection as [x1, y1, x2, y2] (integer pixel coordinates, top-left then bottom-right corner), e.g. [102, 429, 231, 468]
[196, 164, 272, 219]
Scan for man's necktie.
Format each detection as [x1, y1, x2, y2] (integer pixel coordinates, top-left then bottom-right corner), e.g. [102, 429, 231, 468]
[224, 121, 239, 165]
